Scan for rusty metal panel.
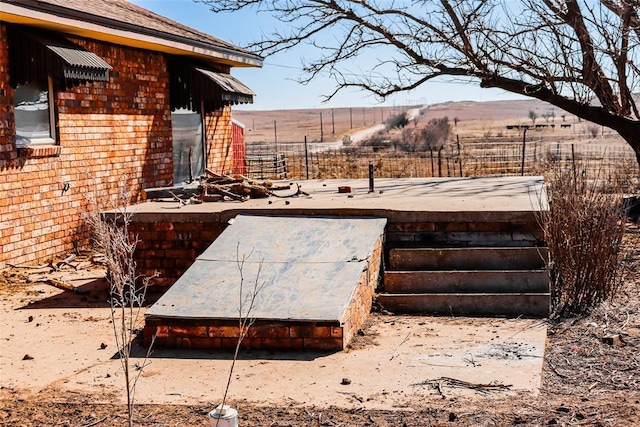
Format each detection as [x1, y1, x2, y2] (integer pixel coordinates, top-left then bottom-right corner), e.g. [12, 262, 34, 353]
[146, 215, 386, 322]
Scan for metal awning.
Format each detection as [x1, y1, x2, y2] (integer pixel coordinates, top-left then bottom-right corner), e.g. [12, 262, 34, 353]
[8, 28, 112, 85]
[169, 60, 255, 111]
[45, 42, 112, 81]
[30, 33, 112, 81]
[195, 68, 254, 105]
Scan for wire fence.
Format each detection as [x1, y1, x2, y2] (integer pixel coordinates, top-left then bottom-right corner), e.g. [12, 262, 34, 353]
[244, 138, 639, 188]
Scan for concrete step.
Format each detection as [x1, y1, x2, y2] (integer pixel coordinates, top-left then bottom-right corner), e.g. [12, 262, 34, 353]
[388, 247, 547, 271]
[384, 270, 549, 294]
[376, 293, 550, 317]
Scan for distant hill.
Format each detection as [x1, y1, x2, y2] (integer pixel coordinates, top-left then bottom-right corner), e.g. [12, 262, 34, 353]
[232, 99, 575, 143]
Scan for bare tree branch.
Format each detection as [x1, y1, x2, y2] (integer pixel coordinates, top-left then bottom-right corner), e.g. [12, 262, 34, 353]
[201, 0, 640, 166]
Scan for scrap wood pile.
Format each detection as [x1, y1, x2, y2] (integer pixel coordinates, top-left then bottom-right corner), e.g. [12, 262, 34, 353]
[3, 252, 106, 295]
[143, 169, 309, 205]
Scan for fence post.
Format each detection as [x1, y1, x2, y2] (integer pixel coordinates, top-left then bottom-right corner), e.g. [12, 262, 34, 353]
[430, 150, 435, 177]
[438, 148, 442, 177]
[521, 128, 527, 176]
[571, 143, 577, 193]
[304, 135, 309, 180]
[457, 135, 463, 177]
[368, 161, 374, 193]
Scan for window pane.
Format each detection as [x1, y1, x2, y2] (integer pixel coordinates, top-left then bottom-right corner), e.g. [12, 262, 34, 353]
[14, 81, 51, 144]
[172, 108, 204, 184]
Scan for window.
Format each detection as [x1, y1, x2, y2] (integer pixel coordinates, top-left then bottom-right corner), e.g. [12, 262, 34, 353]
[171, 107, 205, 184]
[13, 77, 56, 146]
[8, 26, 112, 150]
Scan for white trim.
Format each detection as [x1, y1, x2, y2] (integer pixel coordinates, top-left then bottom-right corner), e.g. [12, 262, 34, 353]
[232, 118, 246, 129]
[47, 75, 56, 143]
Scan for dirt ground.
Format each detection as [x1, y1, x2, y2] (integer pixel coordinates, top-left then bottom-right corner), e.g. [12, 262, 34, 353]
[1, 226, 639, 426]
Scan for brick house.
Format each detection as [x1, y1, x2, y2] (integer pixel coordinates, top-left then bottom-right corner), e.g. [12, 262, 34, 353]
[0, 0, 262, 268]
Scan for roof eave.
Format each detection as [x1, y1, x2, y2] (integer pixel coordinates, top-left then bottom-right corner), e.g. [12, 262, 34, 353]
[0, 1, 264, 68]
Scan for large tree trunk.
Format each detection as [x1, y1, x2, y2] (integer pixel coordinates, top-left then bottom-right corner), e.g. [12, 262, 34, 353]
[615, 124, 640, 174]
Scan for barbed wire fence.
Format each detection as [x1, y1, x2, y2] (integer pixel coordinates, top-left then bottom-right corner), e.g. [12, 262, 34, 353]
[243, 137, 638, 190]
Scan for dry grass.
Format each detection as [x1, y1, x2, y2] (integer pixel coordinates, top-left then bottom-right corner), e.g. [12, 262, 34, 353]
[236, 99, 639, 181]
[539, 161, 628, 318]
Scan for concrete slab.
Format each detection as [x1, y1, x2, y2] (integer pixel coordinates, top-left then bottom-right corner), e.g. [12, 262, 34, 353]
[389, 247, 548, 270]
[146, 215, 387, 322]
[384, 270, 550, 293]
[376, 293, 551, 317]
[129, 177, 547, 223]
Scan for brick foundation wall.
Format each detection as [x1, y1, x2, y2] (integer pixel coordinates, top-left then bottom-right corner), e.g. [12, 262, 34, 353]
[144, 319, 345, 351]
[385, 220, 544, 247]
[341, 233, 384, 345]
[129, 215, 227, 287]
[0, 26, 235, 269]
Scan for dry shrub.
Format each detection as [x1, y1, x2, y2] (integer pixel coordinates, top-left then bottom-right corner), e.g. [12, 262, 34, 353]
[83, 184, 157, 427]
[539, 162, 627, 318]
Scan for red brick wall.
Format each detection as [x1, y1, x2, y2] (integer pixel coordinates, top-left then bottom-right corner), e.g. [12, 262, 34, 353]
[205, 107, 234, 175]
[129, 215, 227, 287]
[0, 25, 235, 269]
[0, 25, 16, 162]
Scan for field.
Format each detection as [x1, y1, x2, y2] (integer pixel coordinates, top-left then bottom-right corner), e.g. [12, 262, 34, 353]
[233, 100, 639, 182]
[234, 99, 620, 144]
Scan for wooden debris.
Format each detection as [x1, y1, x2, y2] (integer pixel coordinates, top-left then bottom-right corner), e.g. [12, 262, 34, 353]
[142, 185, 199, 200]
[414, 376, 512, 394]
[45, 278, 90, 295]
[199, 193, 223, 202]
[144, 170, 309, 204]
[602, 334, 624, 346]
[52, 254, 76, 270]
[169, 191, 202, 206]
[438, 377, 512, 392]
[8, 262, 50, 269]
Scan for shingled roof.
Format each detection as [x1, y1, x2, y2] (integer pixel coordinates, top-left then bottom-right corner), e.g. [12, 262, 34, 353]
[1, 0, 262, 66]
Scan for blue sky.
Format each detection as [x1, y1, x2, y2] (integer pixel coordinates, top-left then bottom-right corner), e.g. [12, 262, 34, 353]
[131, 0, 524, 110]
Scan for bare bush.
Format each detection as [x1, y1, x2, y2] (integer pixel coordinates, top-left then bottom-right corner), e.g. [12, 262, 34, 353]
[539, 162, 627, 318]
[212, 245, 264, 426]
[396, 117, 451, 152]
[587, 124, 600, 138]
[83, 185, 157, 427]
[385, 112, 409, 130]
[362, 130, 391, 150]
